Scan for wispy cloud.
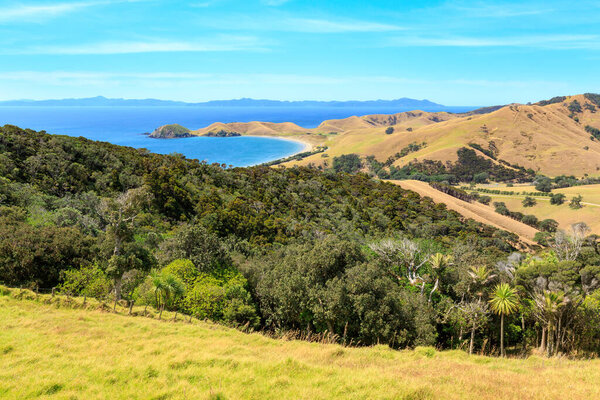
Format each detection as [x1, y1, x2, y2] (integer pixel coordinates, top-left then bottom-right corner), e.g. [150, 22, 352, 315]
[446, 2, 553, 18]
[8, 36, 268, 55]
[386, 34, 600, 49]
[0, 71, 563, 88]
[202, 16, 405, 33]
[261, 0, 291, 6]
[284, 18, 404, 33]
[0, 0, 142, 23]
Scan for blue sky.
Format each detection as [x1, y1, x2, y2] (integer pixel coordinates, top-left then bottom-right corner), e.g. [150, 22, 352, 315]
[0, 0, 599, 105]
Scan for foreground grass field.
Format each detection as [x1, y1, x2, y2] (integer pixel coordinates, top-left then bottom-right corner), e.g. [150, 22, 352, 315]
[2, 290, 600, 399]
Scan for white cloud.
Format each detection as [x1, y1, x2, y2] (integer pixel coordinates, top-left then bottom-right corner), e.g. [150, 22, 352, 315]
[386, 34, 600, 49]
[9, 36, 267, 55]
[0, 71, 563, 88]
[261, 0, 290, 6]
[284, 18, 404, 33]
[0, 0, 143, 23]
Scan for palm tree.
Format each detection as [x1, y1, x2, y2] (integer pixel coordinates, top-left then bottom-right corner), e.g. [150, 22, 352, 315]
[468, 266, 496, 300]
[164, 274, 185, 321]
[428, 253, 453, 301]
[152, 273, 168, 320]
[152, 272, 185, 321]
[489, 283, 519, 357]
[532, 290, 565, 356]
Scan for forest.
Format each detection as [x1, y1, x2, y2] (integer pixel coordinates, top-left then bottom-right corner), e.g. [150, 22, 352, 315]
[2, 124, 600, 357]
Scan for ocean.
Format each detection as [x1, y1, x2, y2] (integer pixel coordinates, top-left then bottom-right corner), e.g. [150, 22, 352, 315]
[0, 105, 475, 166]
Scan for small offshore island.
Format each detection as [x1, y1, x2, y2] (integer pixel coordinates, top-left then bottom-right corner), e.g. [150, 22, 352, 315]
[149, 124, 241, 139]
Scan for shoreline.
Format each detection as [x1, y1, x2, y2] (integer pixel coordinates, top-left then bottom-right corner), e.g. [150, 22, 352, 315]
[242, 135, 314, 166]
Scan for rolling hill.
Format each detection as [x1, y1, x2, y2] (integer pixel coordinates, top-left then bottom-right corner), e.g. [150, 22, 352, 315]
[160, 94, 600, 177]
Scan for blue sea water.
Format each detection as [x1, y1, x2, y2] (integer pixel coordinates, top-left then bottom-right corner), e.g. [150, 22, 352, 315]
[0, 105, 476, 166]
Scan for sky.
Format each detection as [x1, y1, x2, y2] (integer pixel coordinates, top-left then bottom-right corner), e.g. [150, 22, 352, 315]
[0, 0, 599, 105]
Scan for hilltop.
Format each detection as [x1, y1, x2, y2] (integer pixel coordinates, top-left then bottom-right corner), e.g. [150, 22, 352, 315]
[161, 94, 600, 177]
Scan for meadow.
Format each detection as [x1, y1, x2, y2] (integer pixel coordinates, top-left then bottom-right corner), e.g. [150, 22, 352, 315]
[2, 287, 600, 400]
[471, 183, 600, 234]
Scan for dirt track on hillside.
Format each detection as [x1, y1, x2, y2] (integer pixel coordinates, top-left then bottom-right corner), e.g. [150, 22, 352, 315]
[389, 180, 539, 245]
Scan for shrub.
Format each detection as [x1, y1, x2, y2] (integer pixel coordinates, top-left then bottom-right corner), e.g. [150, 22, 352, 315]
[569, 195, 584, 209]
[535, 177, 553, 193]
[385, 127, 394, 135]
[522, 196, 537, 207]
[521, 214, 539, 227]
[59, 264, 111, 299]
[332, 154, 362, 174]
[477, 195, 492, 205]
[550, 193, 566, 205]
[539, 219, 559, 233]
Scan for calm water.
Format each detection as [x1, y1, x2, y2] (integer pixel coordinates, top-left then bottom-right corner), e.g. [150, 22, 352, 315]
[0, 105, 475, 166]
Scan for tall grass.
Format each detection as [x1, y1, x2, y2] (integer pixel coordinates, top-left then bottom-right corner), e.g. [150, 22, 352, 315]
[1, 286, 600, 399]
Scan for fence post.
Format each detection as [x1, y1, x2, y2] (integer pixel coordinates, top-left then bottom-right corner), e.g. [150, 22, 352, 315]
[51, 287, 55, 298]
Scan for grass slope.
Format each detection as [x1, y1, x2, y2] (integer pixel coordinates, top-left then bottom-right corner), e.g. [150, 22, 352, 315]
[470, 184, 600, 234]
[389, 180, 539, 244]
[3, 289, 600, 400]
[163, 94, 600, 176]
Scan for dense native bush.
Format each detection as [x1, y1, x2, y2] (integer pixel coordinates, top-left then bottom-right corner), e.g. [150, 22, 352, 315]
[3, 125, 600, 356]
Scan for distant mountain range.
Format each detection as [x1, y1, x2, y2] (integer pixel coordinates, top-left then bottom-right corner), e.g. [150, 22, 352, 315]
[0, 96, 445, 109]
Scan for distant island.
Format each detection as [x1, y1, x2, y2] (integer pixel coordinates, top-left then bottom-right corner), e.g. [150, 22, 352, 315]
[0, 95, 445, 109]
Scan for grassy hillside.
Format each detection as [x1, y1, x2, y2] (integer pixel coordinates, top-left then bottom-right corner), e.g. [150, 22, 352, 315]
[290, 94, 600, 177]
[467, 184, 600, 234]
[3, 291, 600, 400]
[390, 180, 539, 244]
[178, 94, 600, 178]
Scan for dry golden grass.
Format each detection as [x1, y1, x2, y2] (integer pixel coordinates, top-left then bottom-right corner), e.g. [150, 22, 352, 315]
[470, 184, 600, 234]
[389, 180, 539, 244]
[186, 94, 600, 176]
[2, 288, 600, 399]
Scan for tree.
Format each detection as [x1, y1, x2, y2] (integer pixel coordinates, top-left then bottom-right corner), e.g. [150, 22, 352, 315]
[489, 283, 519, 356]
[468, 266, 496, 299]
[539, 219, 559, 233]
[553, 223, 590, 261]
[522, 196, 537, 207]
[385, 127, 394, 135]
[151, 272, 185, 320]
[369, 238, 430, 292]
[428, 253, 453, 301]
[532, 290, 566, 356]
[550, 193, 566, 205]
[535, 177, 553, 193]
[569, 195, 583, 209]
[100, 187, 153, 304]
[459, 300, 490, 355]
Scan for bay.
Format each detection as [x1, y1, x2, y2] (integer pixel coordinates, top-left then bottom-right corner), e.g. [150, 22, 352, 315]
[0, 105, 475, 166]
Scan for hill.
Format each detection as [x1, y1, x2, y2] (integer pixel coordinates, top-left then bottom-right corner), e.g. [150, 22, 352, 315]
[288, 94, 600, 177]
[2, 291, 600, 400]
[159, 94, 600, 177]
[149, 124, 193, 138]
[0, 96, 445, 109]
[390, 180, 539, 244]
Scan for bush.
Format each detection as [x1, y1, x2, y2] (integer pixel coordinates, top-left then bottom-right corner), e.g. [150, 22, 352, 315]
[534, 177, 553, 193]
[477, 195, 492, 205]
[521, 214, 539, 227]
[522, 196, 537, 207]
[332, 154, 362, 174]
[539, 219, 559, 233]
[550, 193, 566, 205]
[59, 264, 111, 299]
[570, 195, 584, 209]
[385, 127, 394, 135]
